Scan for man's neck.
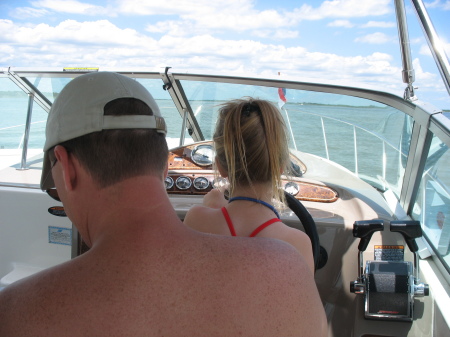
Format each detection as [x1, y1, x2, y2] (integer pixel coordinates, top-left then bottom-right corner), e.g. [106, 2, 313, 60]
[77, 175, 181, 247]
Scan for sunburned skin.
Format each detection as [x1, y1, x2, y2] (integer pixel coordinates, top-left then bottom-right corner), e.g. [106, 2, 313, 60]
[0, 173, 326, 336]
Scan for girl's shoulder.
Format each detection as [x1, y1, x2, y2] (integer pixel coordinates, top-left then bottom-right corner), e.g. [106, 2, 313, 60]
[183, 204, 224, 232]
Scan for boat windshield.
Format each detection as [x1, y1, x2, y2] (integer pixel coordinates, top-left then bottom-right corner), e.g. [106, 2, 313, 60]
[176, 79, 412, 196]
[1, 73, 413, 197]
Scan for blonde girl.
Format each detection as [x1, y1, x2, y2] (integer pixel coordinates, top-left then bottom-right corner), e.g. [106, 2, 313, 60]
[184, 98, 314, 273]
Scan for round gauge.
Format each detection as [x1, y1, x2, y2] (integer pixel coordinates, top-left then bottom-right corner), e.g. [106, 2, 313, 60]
[284, 182, 299, 196]
[191, 144, 215, 166]
[212, 177, 228, 189]
[175, 176, 192, 190]
[165, 176, 174, 189]
[193, 177, 209, 190]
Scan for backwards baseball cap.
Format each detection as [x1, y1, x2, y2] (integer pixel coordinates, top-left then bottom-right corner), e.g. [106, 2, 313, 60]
[40, 71, 167, 191]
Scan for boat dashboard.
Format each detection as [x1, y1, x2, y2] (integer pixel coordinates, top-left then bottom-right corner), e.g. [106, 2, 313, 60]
[166, 141, 339, 203]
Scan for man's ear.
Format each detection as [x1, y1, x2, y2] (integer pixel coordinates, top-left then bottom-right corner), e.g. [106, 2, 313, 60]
[53, 145, 78, 191]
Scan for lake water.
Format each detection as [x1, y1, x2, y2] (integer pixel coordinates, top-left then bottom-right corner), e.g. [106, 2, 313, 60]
[0, 97, 407, 163]
[0, 95, 411, 194]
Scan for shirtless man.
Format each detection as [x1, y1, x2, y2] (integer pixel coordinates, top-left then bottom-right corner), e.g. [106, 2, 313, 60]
[0, 72, 327, 337]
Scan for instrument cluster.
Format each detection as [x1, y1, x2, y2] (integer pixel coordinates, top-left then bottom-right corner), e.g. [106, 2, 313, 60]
[166, 141, 338, 203]
[165, 174, 220, 195]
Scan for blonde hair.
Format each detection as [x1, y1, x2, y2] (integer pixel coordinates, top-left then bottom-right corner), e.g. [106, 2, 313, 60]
[214, 98, 290, 205]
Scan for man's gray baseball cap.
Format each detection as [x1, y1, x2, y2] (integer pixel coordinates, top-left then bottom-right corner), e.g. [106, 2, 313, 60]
[40, 71, 166, 191]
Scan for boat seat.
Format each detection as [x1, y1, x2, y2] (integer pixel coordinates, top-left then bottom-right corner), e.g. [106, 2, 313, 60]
[0, 262, 44, 287]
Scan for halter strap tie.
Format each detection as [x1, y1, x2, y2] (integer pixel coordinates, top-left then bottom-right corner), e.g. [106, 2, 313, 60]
[228, 196, 280, 219]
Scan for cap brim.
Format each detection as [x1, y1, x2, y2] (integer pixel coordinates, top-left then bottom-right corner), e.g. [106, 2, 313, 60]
[40, 150, 55, 191]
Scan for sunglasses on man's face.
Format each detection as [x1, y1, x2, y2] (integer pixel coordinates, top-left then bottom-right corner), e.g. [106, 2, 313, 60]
[45, 160, 65, 216]
[44, 157, 62, 202]
[46, 188, 61, 202]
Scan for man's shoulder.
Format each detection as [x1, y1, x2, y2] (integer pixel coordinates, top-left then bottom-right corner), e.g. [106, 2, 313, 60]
[191, 234, 325, 335]
[197, 232, 310, 281]
[0, 263, 68, 333]
[243, 237, 310, 277]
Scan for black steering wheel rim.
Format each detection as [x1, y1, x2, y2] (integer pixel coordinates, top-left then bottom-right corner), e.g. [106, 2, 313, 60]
[284, 191, 320, 271]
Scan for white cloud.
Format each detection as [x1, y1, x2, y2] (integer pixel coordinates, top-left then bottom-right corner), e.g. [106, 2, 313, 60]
[0, 44, 15, 64]
[425, 0, 440, 7]
[186, 0, 391, 31]
[445, 41, 450, 55]
[139, 0, 393, 40]
[328, 20, 354, 28]
[145, 15, 293, 40]
[30, 0, 116, 16]
[124, 0, 392, 33]
[117, 0, 223, 16]
[145, 21, 195, 37]
[413, 58, 437, 82]
[293, 0, 391, 20]
[143, 8, 298, 34]
[410, 37, 422, 44]
[19, 0, 395, 37]
[0, 19, 156, 48]
[0, 18, 404, 93]
[361, 21, 396, 28]
[252, 29, 299, 40]
[187, 9, 300, 32]
[410, 58, 449, 100]
[9, 7, 50, 19]
[419, 37, 450, 56]
[425, 0, 450, 10]
[355, 32, 395, 44]
[272, 30, 299, 40]
[419, 43, 433, 57]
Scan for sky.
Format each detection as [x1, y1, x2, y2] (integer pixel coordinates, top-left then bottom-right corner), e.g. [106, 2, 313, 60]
[0, 0, 449, 109]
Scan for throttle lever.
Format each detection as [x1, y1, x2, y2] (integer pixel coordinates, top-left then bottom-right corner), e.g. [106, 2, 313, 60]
[353, 220, 384, 252]
[390, 220, 422, 252]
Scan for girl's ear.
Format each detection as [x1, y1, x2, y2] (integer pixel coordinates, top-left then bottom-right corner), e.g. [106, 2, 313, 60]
[215, 159, 228, 178]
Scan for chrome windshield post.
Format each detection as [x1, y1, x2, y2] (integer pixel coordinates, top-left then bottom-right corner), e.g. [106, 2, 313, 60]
[394, 0, 416, 101]
[160, 67, 204, 144]
[410, 0, 450, 96]
[180, 108, 188, 147]
[18, 93, 34, 170]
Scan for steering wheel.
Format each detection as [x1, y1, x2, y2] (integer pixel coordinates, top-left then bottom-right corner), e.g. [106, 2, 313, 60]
[284, 191, 320, 271]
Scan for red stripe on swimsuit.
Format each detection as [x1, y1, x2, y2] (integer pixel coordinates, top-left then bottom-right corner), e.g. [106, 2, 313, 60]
[221, 207, 281, 237]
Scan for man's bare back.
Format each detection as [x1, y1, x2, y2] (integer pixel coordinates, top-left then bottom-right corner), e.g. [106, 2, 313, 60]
[0, 192, 325, 336]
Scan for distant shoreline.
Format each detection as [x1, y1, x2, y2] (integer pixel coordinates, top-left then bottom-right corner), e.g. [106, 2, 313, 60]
[1, 92, 449, 112]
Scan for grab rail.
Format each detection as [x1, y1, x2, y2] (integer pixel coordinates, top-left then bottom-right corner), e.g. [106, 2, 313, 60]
[297, 108, 408, 192]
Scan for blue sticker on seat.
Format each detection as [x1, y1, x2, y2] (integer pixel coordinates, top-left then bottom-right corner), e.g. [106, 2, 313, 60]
[48, 226, 72, 246]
